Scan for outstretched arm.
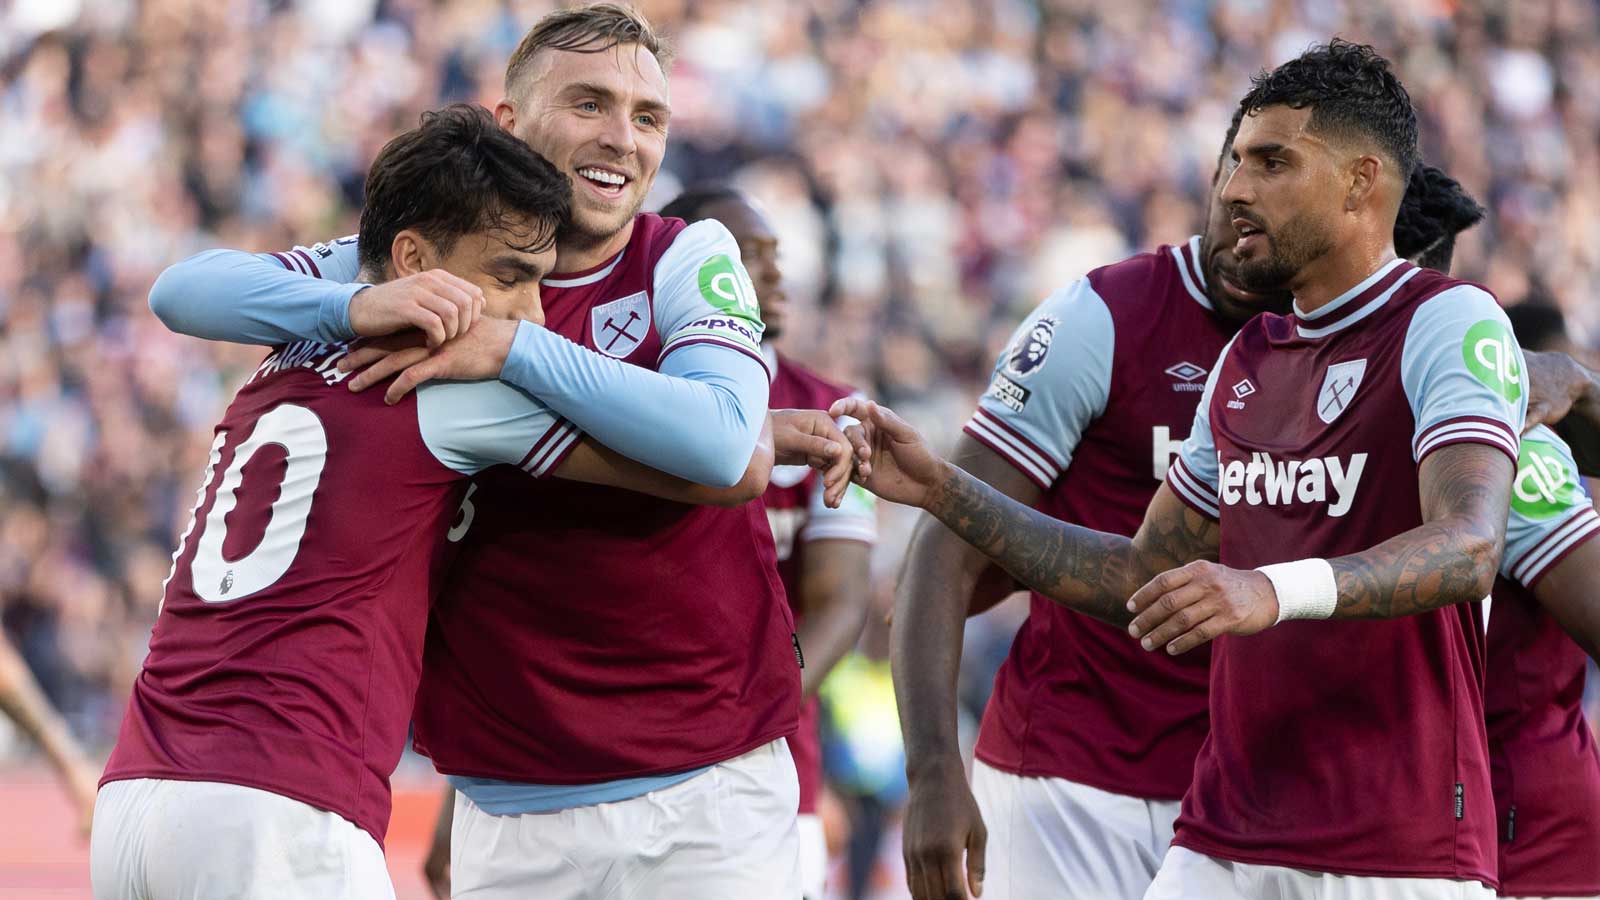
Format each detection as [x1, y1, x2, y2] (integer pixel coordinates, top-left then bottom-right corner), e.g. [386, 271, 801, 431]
[836, 398, 1218, 628]
[0, 634, 100, 833]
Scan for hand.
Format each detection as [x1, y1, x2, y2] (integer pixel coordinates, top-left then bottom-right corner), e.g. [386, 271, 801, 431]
[902, 760, 986, 900]
[423, 787, 454, 900]
[345, 318, 521, 404]
[1126, 560, 1279, 655]
[348, 269, 485, 347]
[1524, 350, 1596, 431]
[65, 756, 99, 839]
[828, 398, 949, 508]
[772, 409, 867, 508]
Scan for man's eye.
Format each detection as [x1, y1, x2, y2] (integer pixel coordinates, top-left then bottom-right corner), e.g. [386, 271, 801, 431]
[579, 101, 599, 113]
[1264, 158, 1286, 171]
[637, 114, 656, 127]
[495, 277, 519, 288]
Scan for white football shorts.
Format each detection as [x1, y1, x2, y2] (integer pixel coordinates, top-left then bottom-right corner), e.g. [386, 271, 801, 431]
[450, 738, 801, 900]
[798, 811, 827, 899]
[972, 758, 1181, 900]
[90, 777, 393, 900]
[1145, 846, 1497, 900]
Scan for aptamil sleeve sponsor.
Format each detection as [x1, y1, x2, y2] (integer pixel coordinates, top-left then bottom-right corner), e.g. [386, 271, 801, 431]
[652, 219, 769, 374]
[1501, 425, 1600, 589]
[1163, 334, 1237, 520]
[1401, 285, 1527, 465]
[415, 379, 578, 478]
[963, 279, 1113, 490]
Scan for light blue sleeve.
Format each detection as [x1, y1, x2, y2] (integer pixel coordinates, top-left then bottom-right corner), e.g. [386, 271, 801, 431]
[415, 379, 577, 478]
[962, 278, 1113, 490]
[499, 321, 768, 488]
[147, 236, 366, 346]
[1164, 334, 1238, 520]
[653, 219, 769, 373]
[1501, 424, 1600, 588]
[1401, 284, 1527, 465]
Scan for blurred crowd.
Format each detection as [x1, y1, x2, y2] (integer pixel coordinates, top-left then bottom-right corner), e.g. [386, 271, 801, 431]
[2, 0, 1598, 846]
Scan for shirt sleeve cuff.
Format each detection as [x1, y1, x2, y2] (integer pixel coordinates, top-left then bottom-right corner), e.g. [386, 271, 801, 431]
[318, 283, 368, 343]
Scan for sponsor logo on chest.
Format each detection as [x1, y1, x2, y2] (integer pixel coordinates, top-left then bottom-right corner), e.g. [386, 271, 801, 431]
[591, 291, 651, 358]
[1218, 451, 1368, 518]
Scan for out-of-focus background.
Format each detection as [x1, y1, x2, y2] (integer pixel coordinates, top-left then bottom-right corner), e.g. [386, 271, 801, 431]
[1, 0, 1596, 897]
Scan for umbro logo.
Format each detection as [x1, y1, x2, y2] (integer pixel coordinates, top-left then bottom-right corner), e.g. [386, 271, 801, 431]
[1227, 378, 1255, 410]
[1165, 361, 1207, 393]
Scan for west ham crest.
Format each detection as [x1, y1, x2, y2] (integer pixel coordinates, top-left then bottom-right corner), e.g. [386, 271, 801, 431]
[591, 291, 651, 358]
[1316, 359, 1367, 424]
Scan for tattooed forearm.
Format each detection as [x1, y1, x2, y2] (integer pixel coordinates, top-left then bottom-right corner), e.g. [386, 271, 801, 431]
[922, 466, 1218, 626]
[1328, 443, 1511, 619]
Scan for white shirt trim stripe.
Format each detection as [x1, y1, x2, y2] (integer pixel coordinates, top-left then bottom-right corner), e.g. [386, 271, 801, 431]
[1167, 458, 1220, 518]
[1172, 236, 1213, 311]
[1293, 258, 1405, 322]
[1511, 508, 1600, 586]
[524, 421, 580, 476]
[1414, 425, 1519, 462]
[542, 252, 625, 288]
[1296, 266, 1421, 339]
[964, 416, 1057, 488]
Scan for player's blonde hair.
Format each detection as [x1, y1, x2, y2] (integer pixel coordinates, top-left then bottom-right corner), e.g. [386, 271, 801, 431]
[504, 3, 672, 98]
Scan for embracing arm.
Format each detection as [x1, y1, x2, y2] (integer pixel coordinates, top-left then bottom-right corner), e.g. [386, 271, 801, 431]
[1525, 350, 1600, 477]
[1532, 534, 1600, 662]
[555, 415, 774, 506]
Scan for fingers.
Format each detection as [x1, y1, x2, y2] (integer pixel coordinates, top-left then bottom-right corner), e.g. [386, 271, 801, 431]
[844, 423, 873, 478]
[1163, 615, 1224, 655]
[1126, 562, 1198, 615]
[966, 823, 987, 898]
[385, 358, 441, 405]
[1129, 582, 1215, 652]
[348, 346, 430, 393]
[829, 396, 871, 421]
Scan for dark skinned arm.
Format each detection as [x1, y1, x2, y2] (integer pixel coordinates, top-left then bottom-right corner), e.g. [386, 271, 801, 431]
[1524, 350, 1600, 477]
[891, 435, 1040, 900]
[1529, 525, 1600, 662]
[796, 539, 873, 698]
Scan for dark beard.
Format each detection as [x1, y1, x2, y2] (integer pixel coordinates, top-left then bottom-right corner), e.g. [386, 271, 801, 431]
[1235, 212, 1333, 292]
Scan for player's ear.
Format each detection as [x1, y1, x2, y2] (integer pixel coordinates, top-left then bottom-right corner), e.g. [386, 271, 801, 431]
[391, 230, 430, 278]
[493, 99, 517, 135]
[1345, 155, 1383, 212]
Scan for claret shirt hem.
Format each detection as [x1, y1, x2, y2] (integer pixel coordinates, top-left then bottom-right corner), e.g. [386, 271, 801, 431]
[417, 727, 792, 787]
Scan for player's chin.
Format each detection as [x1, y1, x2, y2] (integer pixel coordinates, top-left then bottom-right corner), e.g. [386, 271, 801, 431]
[570, 202, 636, 241]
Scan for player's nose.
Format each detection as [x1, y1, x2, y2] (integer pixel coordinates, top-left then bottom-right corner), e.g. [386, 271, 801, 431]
[595, 109, 636, 158]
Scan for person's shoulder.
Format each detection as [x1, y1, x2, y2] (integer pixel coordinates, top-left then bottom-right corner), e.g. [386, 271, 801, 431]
[775, 353, 858, 406]
[634, 212, 694, 264]
[1084, 239, 1192, 303]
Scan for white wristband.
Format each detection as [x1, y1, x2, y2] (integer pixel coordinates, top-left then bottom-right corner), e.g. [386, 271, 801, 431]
[1256, 558, 1338, 624]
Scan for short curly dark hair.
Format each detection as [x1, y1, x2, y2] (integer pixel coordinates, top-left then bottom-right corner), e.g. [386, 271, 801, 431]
[1237, 39, 1419, 182]
[1393, 165, 1485, 272]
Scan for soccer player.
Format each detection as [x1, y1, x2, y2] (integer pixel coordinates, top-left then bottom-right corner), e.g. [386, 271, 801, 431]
[93, 104, 786, 900]
[845, 41, 1522, 899]
[1394, 165, 1600, 900]
[660, 184, 879, 900]
[893, 106, 1288, 900]
[144, 6, 814, 896]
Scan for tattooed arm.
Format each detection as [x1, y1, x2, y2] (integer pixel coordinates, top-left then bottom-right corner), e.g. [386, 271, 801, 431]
[1324, 443, 1510, 618]
[833, 398, 1219, 627]
[1127, 443, 1514, 654]
[920, 467, 1218, 627]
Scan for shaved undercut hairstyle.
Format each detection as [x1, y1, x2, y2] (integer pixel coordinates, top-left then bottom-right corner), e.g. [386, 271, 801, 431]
[1237, 39, 1420, 182]
[358, 104, 570, 274]
[504, 2, 673, 97]
[1393, 165, 1486, 273]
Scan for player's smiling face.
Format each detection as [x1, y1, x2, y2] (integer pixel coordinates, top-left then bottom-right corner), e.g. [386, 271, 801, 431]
[1220, 105, 1341, 293]
[506, 43, 669, 249]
